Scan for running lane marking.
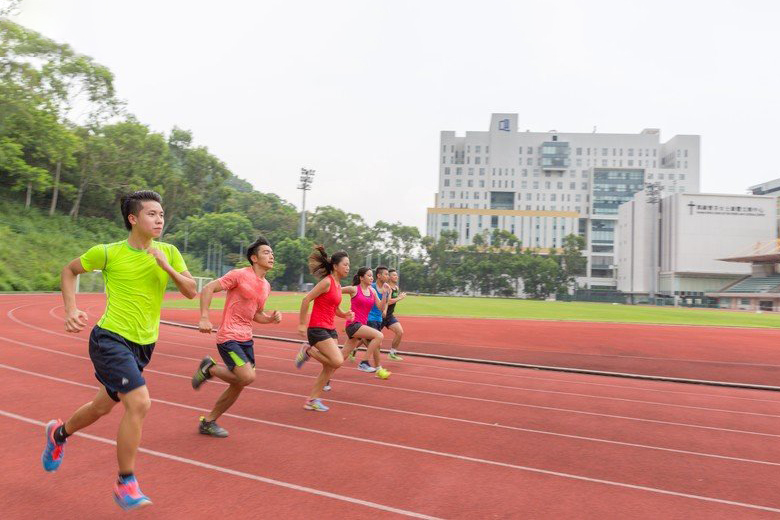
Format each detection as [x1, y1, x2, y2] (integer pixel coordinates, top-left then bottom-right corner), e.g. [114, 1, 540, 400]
[0, 409, 440, 519]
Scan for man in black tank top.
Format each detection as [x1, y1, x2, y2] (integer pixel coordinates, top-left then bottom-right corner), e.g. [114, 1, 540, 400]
[383, 268, 407, 360]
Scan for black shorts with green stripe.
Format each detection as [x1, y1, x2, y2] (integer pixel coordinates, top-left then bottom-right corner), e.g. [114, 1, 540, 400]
[217, 339, 255, 371]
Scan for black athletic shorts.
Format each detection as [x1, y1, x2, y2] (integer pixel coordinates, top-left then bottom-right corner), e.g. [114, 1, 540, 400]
[367, 320, 383, 331]
[345, 322, 362, 339]
[307, 327, 338, 346]
[383, 315, 399, 328]
[217, 339, 255, 371]
[88, 325, 154, 402]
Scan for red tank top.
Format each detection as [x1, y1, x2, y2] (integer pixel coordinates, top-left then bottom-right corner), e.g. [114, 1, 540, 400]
[308, 275, 342, 329]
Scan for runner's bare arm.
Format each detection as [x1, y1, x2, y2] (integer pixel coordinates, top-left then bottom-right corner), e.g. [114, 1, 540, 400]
[198, 279, 224, 333]
[61, 257, 88, 333]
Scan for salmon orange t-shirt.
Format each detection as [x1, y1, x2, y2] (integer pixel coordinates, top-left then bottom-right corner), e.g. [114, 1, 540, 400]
[216, 267, 271, 343]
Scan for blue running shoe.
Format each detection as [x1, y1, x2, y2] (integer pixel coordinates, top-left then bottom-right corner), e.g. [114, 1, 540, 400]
[41, 419, 66, 472]
[295, 343, 310, 369]
[303, 398, 329, 412]
[113, 475, 152, 510]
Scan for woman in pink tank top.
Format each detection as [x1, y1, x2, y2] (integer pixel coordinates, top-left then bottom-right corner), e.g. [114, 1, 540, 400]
[341, 267, 390, 380]
[295, 246, 353, 412]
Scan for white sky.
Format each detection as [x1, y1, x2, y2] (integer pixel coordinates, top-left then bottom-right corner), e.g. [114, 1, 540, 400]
[11, 0, 780, 232]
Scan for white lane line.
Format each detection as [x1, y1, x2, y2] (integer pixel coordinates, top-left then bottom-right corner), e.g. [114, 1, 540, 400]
[3, 386, 780, 515]
[157, 335, 780, 419]
[155, 325, 780, 405]
[14, 305, 780, 420]
[45, 302, 780, 405]
[0, 409, 439, 519]
[3, 361, 780, 469]
[3, 332, 780, 440]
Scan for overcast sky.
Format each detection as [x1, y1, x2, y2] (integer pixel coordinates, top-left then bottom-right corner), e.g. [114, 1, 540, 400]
[11, 0, 780, 232]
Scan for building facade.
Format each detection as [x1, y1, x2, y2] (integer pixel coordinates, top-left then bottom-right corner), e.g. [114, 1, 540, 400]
[617, 192, 777, 301]
[426, 114, 701, 288]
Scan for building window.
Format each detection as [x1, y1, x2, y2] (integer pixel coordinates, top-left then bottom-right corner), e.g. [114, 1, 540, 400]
[467, 180, 473, 187]
[576, 147, 582, 155]
[479, 180, 485, 187]
[456, 179, 462, 187]
[445, 167, 451, 175]
[456, 167, 462, 175]
[444, 180, 450, 187]
[475, 157, 481, 164]
[518, 147, 523, 154]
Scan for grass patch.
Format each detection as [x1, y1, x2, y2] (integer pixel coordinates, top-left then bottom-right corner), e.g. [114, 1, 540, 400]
[163, 292, 780, 328]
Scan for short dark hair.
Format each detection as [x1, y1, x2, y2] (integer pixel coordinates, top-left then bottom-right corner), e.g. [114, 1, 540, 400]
[375, 265, 389, 277]
[246, 236, 271, 264]
[388, 268, 397, 274]
[120, 190, 163, 231]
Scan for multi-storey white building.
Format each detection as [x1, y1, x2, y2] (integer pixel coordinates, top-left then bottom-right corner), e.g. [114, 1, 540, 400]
[426, 113, 700, 288]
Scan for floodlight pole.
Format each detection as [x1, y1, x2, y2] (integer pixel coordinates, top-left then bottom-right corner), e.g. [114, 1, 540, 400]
[645, 182, 663, 302]
[298, 168, 315, 290]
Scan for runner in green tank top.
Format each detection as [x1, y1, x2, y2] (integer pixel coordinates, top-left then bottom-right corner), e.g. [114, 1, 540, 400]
[383, 268, 408, 360]
[41, 191, 197, 511]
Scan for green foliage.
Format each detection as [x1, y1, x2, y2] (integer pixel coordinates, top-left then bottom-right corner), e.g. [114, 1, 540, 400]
[0, 198, 125, 291]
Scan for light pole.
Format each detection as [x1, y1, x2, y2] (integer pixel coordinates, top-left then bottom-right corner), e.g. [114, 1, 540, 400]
[298, 168, 315, 290]
[645, 182, 663, 303]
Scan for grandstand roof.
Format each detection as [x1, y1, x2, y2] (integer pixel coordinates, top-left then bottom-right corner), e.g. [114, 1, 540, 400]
[719, 240, 780, 263]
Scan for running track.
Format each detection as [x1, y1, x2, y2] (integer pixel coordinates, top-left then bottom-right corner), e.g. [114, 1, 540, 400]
[2, 294, 780, 518]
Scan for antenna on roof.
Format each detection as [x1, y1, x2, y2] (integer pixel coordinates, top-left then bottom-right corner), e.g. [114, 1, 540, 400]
[592, 125, 597, 133]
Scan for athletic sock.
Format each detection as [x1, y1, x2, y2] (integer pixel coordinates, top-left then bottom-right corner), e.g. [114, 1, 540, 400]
[118, 473, 134, 483]
[53, 424, 70, 443]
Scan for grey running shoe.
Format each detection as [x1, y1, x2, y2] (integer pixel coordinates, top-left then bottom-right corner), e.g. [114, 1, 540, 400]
[192, 356, 216, 389]
[357, 361, 377, 373]
[199, 416, 228, 438]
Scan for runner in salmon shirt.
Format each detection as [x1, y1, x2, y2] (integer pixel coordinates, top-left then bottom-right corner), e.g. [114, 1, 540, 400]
[295, 245, 353, 412]
[191, 236, 282, 436]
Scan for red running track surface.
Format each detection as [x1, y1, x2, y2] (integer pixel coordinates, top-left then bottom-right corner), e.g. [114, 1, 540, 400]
[164, 297, 780, 386]
[2, 293, 780, 518]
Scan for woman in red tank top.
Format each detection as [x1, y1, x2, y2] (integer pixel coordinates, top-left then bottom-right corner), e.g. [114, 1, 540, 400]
[295, 246, 353, 412]
[341, 267, 390, 380]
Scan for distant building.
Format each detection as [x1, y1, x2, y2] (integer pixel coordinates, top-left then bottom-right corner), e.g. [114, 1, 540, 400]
[427, 113, 700, 289]
[617, 192, 777, 304]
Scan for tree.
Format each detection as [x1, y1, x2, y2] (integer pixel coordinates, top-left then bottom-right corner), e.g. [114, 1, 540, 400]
[169, 213, 254, 257]
[0, 19, 120, 211]
[559, 234, 587, 291]
[273, 237, 314, 289]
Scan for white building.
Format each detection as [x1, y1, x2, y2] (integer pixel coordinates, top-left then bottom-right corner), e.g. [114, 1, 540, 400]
[426, 113, 700, 289]
[617, 192, 777, 302]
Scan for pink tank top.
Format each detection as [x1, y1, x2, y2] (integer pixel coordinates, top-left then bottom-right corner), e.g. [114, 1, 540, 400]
[346, 284, 374, 327]
[308, 275, 342, 329]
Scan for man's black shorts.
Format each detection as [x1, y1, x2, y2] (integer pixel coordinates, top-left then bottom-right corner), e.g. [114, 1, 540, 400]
[88, 325, 154, 402]
[383, 315, 399, 329]
[367, 320, 383, 331]
[217, 339, 255, 371]
[307, 327, 338, 346]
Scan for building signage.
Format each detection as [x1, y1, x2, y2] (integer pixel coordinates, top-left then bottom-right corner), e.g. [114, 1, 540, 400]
[498, 119, 510, 132]
[687, 201, 765, 216]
